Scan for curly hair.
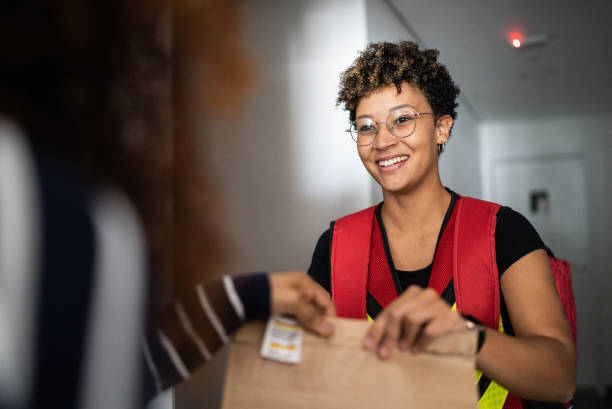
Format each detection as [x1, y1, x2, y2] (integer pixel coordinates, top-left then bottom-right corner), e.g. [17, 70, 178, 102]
[337, 41, 460, 134]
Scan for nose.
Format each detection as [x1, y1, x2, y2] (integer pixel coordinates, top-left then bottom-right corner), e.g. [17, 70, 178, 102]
[372, 123, 397, 150]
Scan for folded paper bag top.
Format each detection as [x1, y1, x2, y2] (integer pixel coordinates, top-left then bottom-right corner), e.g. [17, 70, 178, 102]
[222, 317, 479, 409]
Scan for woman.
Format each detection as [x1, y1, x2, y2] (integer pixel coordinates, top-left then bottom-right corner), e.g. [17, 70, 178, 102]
[308, 41, 575, 408]
[0, 1, 333, 408]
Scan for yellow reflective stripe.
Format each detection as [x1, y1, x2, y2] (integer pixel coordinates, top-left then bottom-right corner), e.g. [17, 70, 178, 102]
[450, 303, 508, 409]
[366, 314, 373, 322]
[478, 313, 508, 409]
[479, 379, 509, 409]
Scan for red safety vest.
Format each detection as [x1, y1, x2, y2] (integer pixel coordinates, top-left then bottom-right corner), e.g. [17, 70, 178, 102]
[330, 195, 576, 409]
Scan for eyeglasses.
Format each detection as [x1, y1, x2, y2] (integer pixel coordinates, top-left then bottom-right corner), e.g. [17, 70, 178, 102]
[346, 107, 433, 146]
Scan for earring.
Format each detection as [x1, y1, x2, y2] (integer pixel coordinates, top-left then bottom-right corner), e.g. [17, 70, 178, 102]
[438, 142, 446, 154]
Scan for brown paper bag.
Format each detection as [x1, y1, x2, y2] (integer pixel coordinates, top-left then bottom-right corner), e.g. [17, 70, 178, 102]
[221, 317, 478, 409]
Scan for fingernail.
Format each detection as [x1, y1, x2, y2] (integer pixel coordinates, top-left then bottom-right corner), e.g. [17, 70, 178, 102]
[411, 346, 420, 354]
[363, 337, 373, 349]
[379, 346, 389, 358]
[321, 322, 333, 335]
[400, 341, 409, 350]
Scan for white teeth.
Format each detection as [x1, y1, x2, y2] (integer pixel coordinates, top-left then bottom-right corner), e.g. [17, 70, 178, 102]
[378, 155, 409, 167]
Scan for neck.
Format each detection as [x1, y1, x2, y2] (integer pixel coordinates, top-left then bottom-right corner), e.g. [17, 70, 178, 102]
[380, 178, 451, 233]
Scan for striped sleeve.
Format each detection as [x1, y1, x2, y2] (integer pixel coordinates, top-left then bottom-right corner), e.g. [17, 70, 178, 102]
[142, 272, 270, 396]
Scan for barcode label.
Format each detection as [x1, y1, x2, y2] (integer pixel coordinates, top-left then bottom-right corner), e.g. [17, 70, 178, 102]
[260, 316, 303, 364]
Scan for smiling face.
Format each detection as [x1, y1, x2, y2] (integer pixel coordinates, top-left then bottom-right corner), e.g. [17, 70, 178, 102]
[355, 82, 452, 195]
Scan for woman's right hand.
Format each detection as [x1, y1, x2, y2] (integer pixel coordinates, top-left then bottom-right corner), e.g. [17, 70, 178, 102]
[268, 271, 336, 337]
[363, 285, 468, 359]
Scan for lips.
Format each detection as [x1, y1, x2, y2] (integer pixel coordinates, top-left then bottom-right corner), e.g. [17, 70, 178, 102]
[377, 155, 409, 168]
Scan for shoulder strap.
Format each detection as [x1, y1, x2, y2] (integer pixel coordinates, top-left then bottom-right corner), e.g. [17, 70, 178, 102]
[453, 197, 501, 329]
[331, 206, 376, 318]
[428, 204, 457, 297]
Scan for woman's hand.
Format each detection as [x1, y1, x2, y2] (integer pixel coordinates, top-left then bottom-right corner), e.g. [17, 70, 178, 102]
[269, 271, 336, 337]
[363, 286, 467, 359]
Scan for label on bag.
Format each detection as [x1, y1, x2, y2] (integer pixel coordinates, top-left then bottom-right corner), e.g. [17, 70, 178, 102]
[260, 316, 303, 364]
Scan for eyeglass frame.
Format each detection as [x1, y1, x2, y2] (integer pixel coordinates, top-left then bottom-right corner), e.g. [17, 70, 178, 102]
[345, 106, 435, 146]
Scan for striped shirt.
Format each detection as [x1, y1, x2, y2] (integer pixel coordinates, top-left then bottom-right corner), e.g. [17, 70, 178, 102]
[142, 273, 270, 398]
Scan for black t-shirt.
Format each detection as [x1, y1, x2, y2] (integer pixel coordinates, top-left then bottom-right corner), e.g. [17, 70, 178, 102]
[307, 191, 546, 335]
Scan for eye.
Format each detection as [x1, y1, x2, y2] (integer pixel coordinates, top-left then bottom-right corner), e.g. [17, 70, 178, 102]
[394, 115, 415, 127]
[355, 120, 377, 134]
[359, 124, 376, 133]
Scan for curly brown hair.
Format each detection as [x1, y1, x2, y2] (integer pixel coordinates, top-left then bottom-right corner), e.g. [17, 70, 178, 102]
[337, 41, 460, 135]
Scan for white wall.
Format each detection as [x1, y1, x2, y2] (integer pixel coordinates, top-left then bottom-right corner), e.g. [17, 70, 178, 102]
[176, 1, 369, 407]
[366, 0, 482, 202]
[439, 105, 481, 198]
[480, 115, 612, 388]
[204, 0, 371, 274]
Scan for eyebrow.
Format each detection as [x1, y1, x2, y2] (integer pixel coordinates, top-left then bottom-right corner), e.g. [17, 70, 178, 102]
[356, 104, 417, 120]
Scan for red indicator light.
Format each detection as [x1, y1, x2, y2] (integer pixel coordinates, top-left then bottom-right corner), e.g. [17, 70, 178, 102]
[510, 32, 522, 48]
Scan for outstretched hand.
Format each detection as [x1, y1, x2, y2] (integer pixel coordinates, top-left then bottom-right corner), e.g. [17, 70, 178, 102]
[363, 286, 468, 358]
[269, 271, 336, 337]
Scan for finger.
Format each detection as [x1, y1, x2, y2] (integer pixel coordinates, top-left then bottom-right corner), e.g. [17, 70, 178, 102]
[399, 295, 440, 350]
[307, 280, 334, 312]
[363, 314, 388, 351]
[412, 310, 463, 353]
[411, 316, 450, 353]
[307, 315, 334, 337]
[365, 286, 432, 353]
[325, 301, 337, 317]
[399, 319, 422, 350]
[294, 298, 334, 336]
[298, 275, 336, 317]
[379, 311, 402, 359]
[403, 319, 429, 352]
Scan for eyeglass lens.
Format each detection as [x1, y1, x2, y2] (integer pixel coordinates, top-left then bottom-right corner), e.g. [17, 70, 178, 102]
[351, 108, 418, 145]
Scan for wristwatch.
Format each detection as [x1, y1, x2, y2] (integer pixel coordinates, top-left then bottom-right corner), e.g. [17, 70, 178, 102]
[463, 315, 487, 353]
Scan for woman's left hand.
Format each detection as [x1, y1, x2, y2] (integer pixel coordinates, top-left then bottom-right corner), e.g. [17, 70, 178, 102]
[363, 285, 467, 359]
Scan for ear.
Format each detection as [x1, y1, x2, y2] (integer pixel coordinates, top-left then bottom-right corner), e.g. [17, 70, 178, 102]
[435, 115, 453, 145]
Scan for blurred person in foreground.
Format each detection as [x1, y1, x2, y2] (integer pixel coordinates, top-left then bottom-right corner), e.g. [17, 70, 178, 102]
[0, 1, 333, 408]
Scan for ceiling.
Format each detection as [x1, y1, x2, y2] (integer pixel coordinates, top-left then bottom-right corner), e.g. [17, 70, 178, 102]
[387, 0, 612, 121]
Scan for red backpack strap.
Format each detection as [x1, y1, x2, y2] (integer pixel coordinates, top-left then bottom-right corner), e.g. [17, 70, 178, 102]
[455, 197, 525, 409]
[367, 218, 400, 309]
[549, 257, 577, 346]
[428, 205, 458, 297]
[453, 196, 501, 329]
[331, 206, 376, 319]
